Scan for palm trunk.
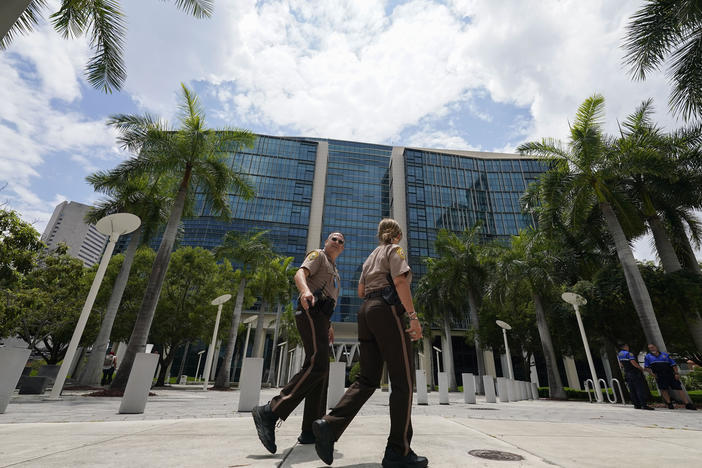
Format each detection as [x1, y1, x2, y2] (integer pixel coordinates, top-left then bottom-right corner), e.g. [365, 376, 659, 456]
[533, 293, 566, 399]
[649, 216, 702, 351]
[155, 347, 177, 386]
[467, 291, 485, 392]
[601, 202, 667, 352]
[253, 300, 268, 359]
[80, 227, 142, 385]
[214, 278, 247, 388]
[267, 304, 283, 385]
[111, 166, 192, 390]
[670, 216, 702, 275]
[0, 0, 32, 43]
[441, 315, 457, 391]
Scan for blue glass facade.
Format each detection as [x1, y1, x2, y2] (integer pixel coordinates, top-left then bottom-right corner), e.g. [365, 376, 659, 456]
[404, 149, 549, 278]
[319, 140, 393, 323]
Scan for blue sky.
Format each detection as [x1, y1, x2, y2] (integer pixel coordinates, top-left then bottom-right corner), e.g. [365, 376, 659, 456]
[0, 0, 692, 261]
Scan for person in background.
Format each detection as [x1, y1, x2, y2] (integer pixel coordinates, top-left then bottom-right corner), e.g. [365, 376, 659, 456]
[644, 344, 696, 411]
[617, 343, 653, 410]
[101, 351, 117, 385]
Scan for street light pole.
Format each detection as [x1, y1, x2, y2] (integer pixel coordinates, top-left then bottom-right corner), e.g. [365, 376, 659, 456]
[496, 320, 515, 380]
[433, 346, 443, 373]
[202, 294, 232, 391]
[195, 350, 205, 381]
[49, 213, 140, 399]
[562, 292, 602, 403]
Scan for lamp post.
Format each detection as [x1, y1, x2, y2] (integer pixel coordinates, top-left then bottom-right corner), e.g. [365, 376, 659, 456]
[496, 320, 515, 380]
[242, 315, 258, 359]
[49, 213, 140, 399]
[433, 346, 443, 373]
[202, 294, 232, 391]
[195, 350, 205, 381]
[562, 292, 602, 402]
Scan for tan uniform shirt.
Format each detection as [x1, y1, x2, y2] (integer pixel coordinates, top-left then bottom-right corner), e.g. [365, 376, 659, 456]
[300, 249, 340, 302]
[359, 243, 412, 293]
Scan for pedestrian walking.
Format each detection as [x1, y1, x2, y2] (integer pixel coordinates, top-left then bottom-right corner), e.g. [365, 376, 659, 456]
[644, 344, 696, 410]
[312, 218, 427, 468]
[101, 351, 117, 385]
[252, 232, 344, 453]
[617, 343, 653, 410]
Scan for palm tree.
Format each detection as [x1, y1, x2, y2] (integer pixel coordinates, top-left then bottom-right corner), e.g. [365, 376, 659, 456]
[495, 230, 567, 400]
[213, 230, 273, 389]
[518, 94, 669, 352]
[623, 0, 702, 120]
[109, 83, 255, 390]
[433, 227, 487, 388]
[249, 256, 293, 380]
[1, 0, 213, 92]
[78, 171, 170, 385]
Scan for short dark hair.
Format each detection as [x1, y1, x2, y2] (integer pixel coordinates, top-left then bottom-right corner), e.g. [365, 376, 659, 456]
[617, 343, 628, 349]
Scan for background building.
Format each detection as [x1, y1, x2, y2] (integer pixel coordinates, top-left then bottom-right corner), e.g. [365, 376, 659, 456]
[41, 201, 108, 267]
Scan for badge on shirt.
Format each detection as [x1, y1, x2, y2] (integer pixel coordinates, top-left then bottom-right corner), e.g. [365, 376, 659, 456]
[306, 251, 319, 262]
[396, 247, 406, 260]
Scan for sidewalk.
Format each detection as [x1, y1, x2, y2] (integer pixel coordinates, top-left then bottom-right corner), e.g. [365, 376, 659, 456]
[1, 387, 700, 467]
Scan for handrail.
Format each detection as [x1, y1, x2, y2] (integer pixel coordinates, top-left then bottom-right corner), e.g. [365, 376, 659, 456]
[599, 378, 616, 403]
[583, 379, 595, 403]
[610, 378, 625, 404]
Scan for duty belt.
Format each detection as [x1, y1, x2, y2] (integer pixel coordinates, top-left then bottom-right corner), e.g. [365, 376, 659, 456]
[364, 289, 385, 300]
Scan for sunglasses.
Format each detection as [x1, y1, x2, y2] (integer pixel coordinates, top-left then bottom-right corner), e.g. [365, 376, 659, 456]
[330, 236, 345, 245]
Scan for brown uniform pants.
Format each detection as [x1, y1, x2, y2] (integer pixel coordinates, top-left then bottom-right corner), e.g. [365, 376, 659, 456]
[323, 297, 415, 456]
[270, 304, 330, 433]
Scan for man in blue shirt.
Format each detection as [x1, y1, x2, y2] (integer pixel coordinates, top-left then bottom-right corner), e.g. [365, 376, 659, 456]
[617, 343, 653, 410]
[644, 344, 696, 411]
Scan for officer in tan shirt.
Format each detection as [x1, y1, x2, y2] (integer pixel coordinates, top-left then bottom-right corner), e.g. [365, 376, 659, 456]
[252, 232, 344, 453]
[313, 219, 427, 468]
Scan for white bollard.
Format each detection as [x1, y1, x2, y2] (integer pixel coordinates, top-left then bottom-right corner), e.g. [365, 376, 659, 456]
[483, 375, 496, 403]
[438, 372, 449, 404]
[496, 377, 509, 403]
[119, 353, 159, 414]
[462, 373, 476, 404]
[237, 358, 264, 412]
[518, 380, 526, 400]
[178, 375, 188, 385]
[327, 362, 346, 409]
[507, 379, 516, 401]
[0, 347, 31, 413]
[531, 382, 539, 400]
[416, 370, 428, 405]
[525, 381, 534, 400]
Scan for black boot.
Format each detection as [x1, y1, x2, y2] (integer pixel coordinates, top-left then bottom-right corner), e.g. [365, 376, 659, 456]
[252, 403, 278, 453]
[312, 419, 335, 465]
[382, 446, 429, 468]
[297, 430, 315, 444]
[685, 403, 697, 411]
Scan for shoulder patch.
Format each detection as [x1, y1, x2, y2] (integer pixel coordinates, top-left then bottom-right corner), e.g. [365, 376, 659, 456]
[395, 247, 406, 260]
[306, 251, 319, 262]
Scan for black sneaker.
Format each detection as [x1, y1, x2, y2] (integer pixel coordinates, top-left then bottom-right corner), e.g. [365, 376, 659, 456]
[298, 430, 315, 444]
[312, 419, 334, 465]
[634, 405, 642, 409]
[252, 403, 277, 454]
[667, 402, 675, 409]
[382, 446, 429, 468]
[685, 403, 697, 411]
[642, 405, 655, 410]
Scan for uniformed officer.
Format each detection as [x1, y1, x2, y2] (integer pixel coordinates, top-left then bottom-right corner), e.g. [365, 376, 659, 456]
[312, 218, 427, 468]
[252, 232, 344, 453]
[644, 344, 696, 410]
[617, 343, 653, 410]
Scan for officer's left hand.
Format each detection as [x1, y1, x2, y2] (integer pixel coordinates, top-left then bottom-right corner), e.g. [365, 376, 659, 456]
[674, 373, 680, 381]
[406, 319, 422, 342]
[328, 327, 334, 345]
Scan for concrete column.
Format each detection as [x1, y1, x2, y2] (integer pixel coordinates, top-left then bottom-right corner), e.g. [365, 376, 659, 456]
[422, 336, 433, 391]
[601, 349, 613, 384]
[390, 146, 408, 253]
[527, 353, 540, 386]
[483, 349, 497, 378]
[500, 354, 510, 378]
[306, 140, 329, 252]
[563, 355, 581, 390]
[416, 370, 428, 405]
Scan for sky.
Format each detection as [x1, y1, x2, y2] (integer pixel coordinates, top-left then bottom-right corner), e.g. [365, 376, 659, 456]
[0, 0, 695, 262]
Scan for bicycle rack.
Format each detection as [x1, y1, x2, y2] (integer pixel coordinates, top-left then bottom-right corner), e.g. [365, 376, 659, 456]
[599, 378, 617, 403]
[610, 378, 625, 404]
[584, 379, 596, 403]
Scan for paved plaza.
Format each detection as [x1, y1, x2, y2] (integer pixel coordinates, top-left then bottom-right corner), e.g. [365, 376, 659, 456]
[1, 386, 700, 467]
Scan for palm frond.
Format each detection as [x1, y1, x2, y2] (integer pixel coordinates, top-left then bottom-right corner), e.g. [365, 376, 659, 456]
[1, 0, 48, 50]
[165, 0, 214, 19]
[50, 0, 87, 39]
[178, 83, 205, 130]
[82, 0, 126, 92]
[669, 31, 702, 120]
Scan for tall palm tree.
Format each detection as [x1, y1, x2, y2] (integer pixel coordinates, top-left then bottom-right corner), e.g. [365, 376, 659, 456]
[213, 230, 273, 389]
[496, 230, 567, 400]
[249, 256, 293, 368]
[109, 83, 255, 390]
[1, 0, 213, 92]
[519, 94, 669, 352]
[78, 171, 171, 385]
[433, 227, 487, 388]
[623, 0, 702, 120]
